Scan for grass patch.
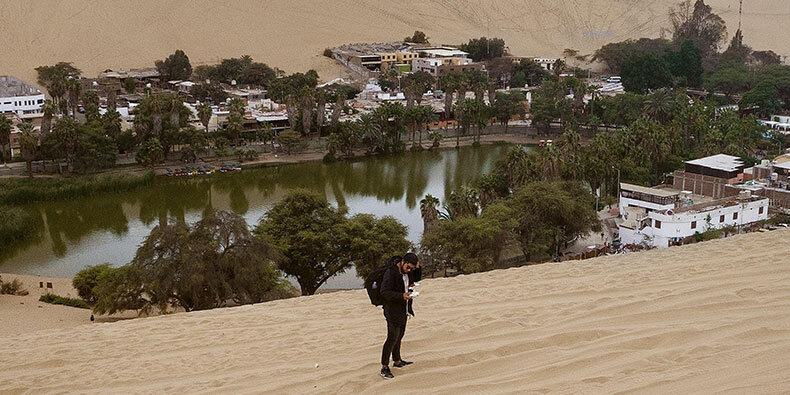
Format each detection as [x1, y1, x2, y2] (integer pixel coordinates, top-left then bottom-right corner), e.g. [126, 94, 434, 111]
[0, 207, 37, 249]
[39, 294, 90, 309]
[0, 171, 155, 205]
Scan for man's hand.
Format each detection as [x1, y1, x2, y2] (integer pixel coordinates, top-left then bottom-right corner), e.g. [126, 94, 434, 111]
[403, 293, 412, 300]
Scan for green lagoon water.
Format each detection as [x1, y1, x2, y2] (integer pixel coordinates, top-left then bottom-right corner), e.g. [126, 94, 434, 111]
[1, 144, 516, 289]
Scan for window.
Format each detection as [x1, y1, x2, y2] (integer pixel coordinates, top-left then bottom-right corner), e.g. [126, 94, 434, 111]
[720, 215, 725, 223]
[655, 220, 662, 229]
[733, 212, 738, 220]
[759, 206, 764, 215]
[691, 221, 697, 229]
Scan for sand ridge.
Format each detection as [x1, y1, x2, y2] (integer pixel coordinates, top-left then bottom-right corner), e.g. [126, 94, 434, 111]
[1, 0, 788, 85]
[1, 228, 789, 393]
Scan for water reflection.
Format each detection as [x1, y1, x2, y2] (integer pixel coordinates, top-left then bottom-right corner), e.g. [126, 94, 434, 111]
[1, 144, 516, 287]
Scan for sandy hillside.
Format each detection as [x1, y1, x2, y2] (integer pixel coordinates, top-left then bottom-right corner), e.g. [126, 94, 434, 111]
[2, 229, 790, 393]
[1, 0, 787, 85]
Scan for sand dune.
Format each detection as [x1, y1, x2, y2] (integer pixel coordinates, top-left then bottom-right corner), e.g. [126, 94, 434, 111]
[1, 0, 787, 85]
[2, 228, 789, 393]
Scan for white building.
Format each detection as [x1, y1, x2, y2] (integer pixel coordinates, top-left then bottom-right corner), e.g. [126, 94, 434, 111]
[531, 58, 562, 71]
[415, 47, 469, 59]
[619, 189, 769, 248]
[0, 75, 45, 119]
[412, 57, 473, 76]
[758, 115, 790, 134]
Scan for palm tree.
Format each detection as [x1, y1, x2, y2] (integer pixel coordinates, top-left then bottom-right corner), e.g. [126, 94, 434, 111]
[420, 194, 440, 233]
[439, 72, 462, 124]
[299, 87, 314, 137]
[40, 99, 58, 140]
[315, 88, 326, 135]
[102, 108, 122, 138]
[18, 123, 40, 177]
[416, 105, 435, 147]
[643, 89, 678, 124]
[0, 114, 12, 167]
[197, 102, 212, 133]
[65, 78, 81, 119]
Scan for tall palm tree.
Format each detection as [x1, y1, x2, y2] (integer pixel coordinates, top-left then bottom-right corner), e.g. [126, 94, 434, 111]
[420, 194, 440, 233]
[65, 78, 81, 119]
[18, 123, 40, 177]
[416, 105, 435, 147]
[102, 108, 122, 138]
[439, 72, 462, 124]
[0, 114, 12, 167]
[39, 100, 58, 141]
[197, 102, 212, 133]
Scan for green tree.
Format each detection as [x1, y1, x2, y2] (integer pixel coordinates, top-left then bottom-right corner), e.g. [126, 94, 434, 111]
[35, 62, 81, 107]
[226, 98, 245, 143]
[18, 123, 40, 177]
[509, 181, 601, 260]
[73, 263, 113, 304]
[421, 201, 517, 273]
[197, 102, 212, 133]
[135, 138, 164, 167]
[123, 78, 136, 94]
[155, 49, 192, 81]
[621, 53, 673, 93]
[460, 37, 507, 61]
[404, 30, 429, 44]
[420, 194, 440, 234]
[344, 214, 411, 280]
[327, 121, 361, 159]
[439, 71, 464, 121]
[275, 129, 306, 155]
[93, 210, 291, 314]
[741, 81, 781, 117]
[493, 91, 525, 132]
[255, 190, 408, 295]
[669, 0, 727, 58]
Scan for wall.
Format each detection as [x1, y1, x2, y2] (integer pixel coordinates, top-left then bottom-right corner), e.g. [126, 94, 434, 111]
[673, 170, 734, 199]
[618, 196, 674, 216]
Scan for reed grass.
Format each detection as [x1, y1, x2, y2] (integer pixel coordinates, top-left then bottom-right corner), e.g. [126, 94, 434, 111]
[0, 172, 155, 205]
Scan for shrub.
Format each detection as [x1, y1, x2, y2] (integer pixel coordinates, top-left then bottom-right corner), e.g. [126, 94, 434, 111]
[0, 276, 28, 296]
[39, 294, 90, 309]
[73, 263, 113, 303]
[323, 48, 333, 58]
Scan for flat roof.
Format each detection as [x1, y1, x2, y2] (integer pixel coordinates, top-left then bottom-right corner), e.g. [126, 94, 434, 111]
[0, 75, 42, 97]
[620, 183, 680, 198]
[774, 161, 790, 171]
[419, 48, 468, 57]
[685, 154, 744, 172]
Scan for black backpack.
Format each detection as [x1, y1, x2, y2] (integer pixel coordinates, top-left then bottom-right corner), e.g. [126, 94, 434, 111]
[365, 265, 390, 306]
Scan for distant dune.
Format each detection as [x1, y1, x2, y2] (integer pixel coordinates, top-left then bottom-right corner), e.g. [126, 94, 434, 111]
[0, 0, 787, 85]
[2, 228, 789, 393]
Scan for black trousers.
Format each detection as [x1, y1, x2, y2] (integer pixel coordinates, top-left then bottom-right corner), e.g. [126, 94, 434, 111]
[381, 317, 407, 366]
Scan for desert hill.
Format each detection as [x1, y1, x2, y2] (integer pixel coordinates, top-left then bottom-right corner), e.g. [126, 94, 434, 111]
[2, 228, 789, 393]
[1, 0, 788, 85]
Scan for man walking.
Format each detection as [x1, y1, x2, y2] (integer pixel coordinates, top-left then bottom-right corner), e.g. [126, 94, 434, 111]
[379, 253, 419, 379]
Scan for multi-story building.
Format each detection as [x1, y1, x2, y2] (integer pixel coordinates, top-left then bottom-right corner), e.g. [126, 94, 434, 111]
[619, 188, 769, 248]
[673, 154, 746, 199]
[0, 75, 45, 119]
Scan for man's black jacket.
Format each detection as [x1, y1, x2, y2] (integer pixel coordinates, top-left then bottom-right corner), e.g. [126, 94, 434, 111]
[380, 265, 415, 325]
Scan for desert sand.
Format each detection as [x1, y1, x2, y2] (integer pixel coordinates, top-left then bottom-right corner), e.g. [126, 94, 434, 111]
[1, 0, 788, 85]
[1, 228, 789, 393]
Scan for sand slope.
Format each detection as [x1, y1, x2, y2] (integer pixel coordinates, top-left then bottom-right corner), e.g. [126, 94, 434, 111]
[2, 228, 790, 393]
[1, 0, 788, 85]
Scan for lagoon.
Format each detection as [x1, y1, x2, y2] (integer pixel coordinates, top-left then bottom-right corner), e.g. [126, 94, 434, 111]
[0, 144, 516, 289]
